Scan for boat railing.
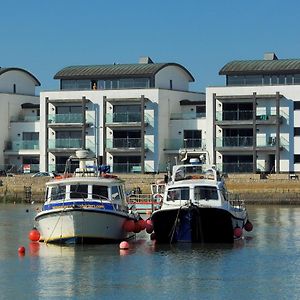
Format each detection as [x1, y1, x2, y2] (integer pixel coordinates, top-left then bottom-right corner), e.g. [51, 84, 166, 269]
[127, 193, 157, 203]
[227, 192, 245, 209]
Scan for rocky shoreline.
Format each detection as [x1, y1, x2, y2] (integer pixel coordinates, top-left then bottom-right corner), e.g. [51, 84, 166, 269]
[0, 174, 299, 204]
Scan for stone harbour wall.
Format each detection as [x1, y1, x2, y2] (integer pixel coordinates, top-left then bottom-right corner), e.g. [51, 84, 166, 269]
[0, 173, 299, 204]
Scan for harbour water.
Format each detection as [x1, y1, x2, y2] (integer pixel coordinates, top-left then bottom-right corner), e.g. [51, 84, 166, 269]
[0, 204, 300, 299]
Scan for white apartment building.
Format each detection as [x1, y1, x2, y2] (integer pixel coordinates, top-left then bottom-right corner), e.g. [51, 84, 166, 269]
[0, 68, 40, 172]
[206, 52, 300, 174]
[39, 57, 206, 173]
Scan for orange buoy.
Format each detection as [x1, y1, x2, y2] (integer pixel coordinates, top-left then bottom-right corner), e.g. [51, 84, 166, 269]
[133, 222, 141, 233]
[234, 227, 243, 238]
[18, 246, 25, 254]
[28, 228, 40, 242]
[146, 219, 154, 233]
[138, 219, 146, 230]
[123, 220, 135, 232]
[119, 241, 129, 250]
[244, 221, 253, 232]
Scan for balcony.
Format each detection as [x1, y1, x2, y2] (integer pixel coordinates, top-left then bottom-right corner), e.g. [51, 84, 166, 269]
[106, 112, 141, 123]
[216, 162, 254, 173]
[216, 110, 253, 122]
[48, 113, 94, 125]
[170, 112, 205, 120]
[49, 113, 83, 123]
[112, 163, 142, 173]
[10, 115, 40, 122]
[106, 138, 145, 153]
[216, 109, 286, 125]
[164, 139, 204, 150]
[216, 136, 288, 150]
[48, 138, 82, 149]
[5, 140, 39, 151]
[216, 137, 253, 149]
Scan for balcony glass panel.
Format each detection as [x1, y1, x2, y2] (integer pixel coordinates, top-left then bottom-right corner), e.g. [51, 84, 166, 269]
[106, 113, 142, 123]
[10, 115, 40, 122]
[216, 110, 253, 121]
[107, 138, 142, 148]
[216, 137, 253, 147]
[216, 163, 253, 173]
[48, 113, 83, 123]
[48, 138, 82, 149]
[112, 163, 142, 173]
[7, 140, 39, 151]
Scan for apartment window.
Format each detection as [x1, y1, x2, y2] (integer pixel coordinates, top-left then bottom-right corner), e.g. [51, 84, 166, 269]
[294, 128, 300, 136]
[23, 132, 39, 140]
[184, 130, 202, 148]
[294, 74, 300, 84]
[196, 103, 206, 118]
[56, 106, 82, 114]
[294, 155, 300, 163]
[227, 76, 244, 86]
[244, 75, 262, 85]
[294, 101, 300, 110]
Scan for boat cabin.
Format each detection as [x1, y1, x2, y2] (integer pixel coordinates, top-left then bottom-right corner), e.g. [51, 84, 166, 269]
[44, 178, 128, 212]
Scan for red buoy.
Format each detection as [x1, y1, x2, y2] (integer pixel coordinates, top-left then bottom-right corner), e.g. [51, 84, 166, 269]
[119, 241, 129, 250]
[123, 220, 135, 232]
[244, 221, 253, 232]
[146, 219, 154, 233]
[28, 228, 40, 242]
[18, 246, 25, 254]
[133, 222, 141, 233]
[234, 227, 243, 238]
[138, 219, 146, 230]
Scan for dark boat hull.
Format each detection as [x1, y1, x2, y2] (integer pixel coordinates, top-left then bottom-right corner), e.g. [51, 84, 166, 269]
[151, 206, 243, 243]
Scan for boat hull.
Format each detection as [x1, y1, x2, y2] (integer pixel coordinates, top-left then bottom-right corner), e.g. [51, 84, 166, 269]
[35, 208, 135, 244]
[151, 206, 247, 243]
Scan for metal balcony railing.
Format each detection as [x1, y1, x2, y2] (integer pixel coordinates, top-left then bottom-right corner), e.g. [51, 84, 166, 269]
[216, 137, 253, 148]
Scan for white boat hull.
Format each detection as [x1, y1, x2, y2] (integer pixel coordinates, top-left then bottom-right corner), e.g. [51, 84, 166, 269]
[35, 208, 134, 243]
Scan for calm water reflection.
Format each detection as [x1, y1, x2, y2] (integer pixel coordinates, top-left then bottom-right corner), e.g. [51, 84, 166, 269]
[0, 204, 300, 299]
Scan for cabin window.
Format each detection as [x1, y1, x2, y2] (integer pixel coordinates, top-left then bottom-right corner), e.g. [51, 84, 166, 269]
[50, 185, 66, 201]
[70, 184, 88, 199]
[167, 187, 189, 201]
[111, 186, 123, 202]
[92, 185, 108, 200]
[194, 186, 218, 200]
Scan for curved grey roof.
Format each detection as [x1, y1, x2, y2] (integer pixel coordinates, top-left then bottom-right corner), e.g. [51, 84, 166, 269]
[54, 63, 195, 82]
[219, 59, 300, 75]
[0, 68, 40, 86]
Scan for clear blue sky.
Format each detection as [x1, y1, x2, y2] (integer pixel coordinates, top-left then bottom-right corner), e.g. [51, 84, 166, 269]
[1, 0, 300, 93]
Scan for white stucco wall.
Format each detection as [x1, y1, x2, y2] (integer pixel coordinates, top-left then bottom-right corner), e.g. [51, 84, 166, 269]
[0, 93, 39, 166]
[155, 66, 191, 91]
[0, 70, 38, 95]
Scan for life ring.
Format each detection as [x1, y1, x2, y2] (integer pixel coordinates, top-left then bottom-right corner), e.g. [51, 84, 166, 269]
[153, 193, 163, 200]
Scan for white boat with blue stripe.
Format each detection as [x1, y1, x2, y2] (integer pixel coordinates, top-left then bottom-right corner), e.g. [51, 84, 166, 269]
[35, 150, 139, 244]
